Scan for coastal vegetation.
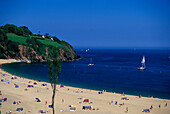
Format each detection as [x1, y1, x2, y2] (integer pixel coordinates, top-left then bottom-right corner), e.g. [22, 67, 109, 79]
[0, 24, 80, 61]
[47, 49, 62, 114]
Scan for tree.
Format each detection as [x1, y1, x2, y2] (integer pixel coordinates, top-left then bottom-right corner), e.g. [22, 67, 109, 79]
[0, 24, 18, 33]
[0, 29, 8, 43]
[47, 49, 61, 114]
[53, 36, 61, 43]
[45, 33, 49, 36]
[6, 40, 19, 52]
[20, 26, 32, 36]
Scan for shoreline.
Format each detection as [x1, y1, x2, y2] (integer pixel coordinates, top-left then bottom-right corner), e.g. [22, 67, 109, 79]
[1, 60, 169, 101]
[0, 59, 170, 114]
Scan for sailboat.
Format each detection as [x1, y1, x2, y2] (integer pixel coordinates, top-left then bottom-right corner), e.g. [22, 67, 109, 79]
[88, 58, 94, 66]
[138, 56, 146, 70]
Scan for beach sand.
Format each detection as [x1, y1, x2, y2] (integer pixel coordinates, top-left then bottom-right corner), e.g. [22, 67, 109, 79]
[0, 59, 170, 114]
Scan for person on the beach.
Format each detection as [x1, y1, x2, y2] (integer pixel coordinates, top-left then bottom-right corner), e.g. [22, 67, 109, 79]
[126, 107, 128, 112]
[45, 100, 47, 105]
[150, 105, 153, 109]
[159, 104, 161, 108]
[165, 103, 167, 107]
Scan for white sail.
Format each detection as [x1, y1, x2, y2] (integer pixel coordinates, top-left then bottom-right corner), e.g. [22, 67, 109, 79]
[88, 58, 94, 66]
[141, 56, 145, 64]
[138, 56, 146, 70]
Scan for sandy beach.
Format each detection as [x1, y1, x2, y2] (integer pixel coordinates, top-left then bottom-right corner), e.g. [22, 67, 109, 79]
[0, 59, 170, 114]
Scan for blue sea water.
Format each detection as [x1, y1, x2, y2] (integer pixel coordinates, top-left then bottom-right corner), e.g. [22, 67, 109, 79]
[1, 49, 170, 99]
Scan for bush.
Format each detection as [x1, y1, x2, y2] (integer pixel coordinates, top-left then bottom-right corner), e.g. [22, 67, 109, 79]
[53, 36, 61, 43]
[0, 29, 8, 43]
[7, 40, 19, 52]
[0, 24, 32, 36]
[0, 46, 5, 53]
[0, 53, 7, 59]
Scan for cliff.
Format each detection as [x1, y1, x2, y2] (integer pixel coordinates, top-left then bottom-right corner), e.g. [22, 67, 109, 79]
[0, 24, 81, 61]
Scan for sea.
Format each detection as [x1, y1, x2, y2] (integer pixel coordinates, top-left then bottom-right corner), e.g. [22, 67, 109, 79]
[1, 48, 170, 99]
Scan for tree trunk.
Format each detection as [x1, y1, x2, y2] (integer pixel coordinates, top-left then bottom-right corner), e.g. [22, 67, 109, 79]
[52, 84, 56, 114]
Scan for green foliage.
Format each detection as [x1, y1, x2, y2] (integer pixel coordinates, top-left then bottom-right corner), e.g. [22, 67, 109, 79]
[35, 34, 42, 37]
[0, 24, 77, 60]
[0, 53, 7, 59]
[26, 37, 46, 55]
[15, 27, 24, 36]
[0, 29, 8, 44]
[0, 24, 32, 36]
[0, 46, 5, 53]
[6, 40, 19, 52]
[7, 33, 27, 45]
[37, 38, 63, 48]
[47, 49, 62, 114]
[20, 26, 32, 35]
[0, 24, 17, 33]
[61, 40, 72, 47]
[53, 36, 61, 43]
[8, 51, 16, 58]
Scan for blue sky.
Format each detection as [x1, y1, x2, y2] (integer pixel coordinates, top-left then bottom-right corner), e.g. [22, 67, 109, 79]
[0, 0, 170, 48]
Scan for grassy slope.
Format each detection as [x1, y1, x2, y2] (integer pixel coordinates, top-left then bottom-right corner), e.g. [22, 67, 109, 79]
[7, 33, 27, 45]
[7, 33, 65, 49]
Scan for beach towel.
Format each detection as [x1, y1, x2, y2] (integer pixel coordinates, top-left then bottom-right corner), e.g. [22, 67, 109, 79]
[121, 97, 129, 100]
[0, 98, 7, 102]
[42, 84, 47, 86]
[16, 108, 23, 112]
[28, 85, 34, 88]
[82, 106, 92, 110]
[39, 110, 43, 113]
[142, 109, 150, 112]
[83, 99, 89, 102]
[4, 82, 9, 84]
[24, 89, 28, 91]
[70, 107, 76, 111]
[15, 85, 19, 88]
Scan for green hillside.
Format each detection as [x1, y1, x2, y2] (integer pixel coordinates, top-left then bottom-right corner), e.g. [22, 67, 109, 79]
[0, 24, 80, 61]
[7, 33, 27, 45]
[7, 33, 64, 49]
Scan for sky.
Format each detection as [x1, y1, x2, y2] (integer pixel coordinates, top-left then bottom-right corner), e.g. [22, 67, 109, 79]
[0, 0, 170, 48]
